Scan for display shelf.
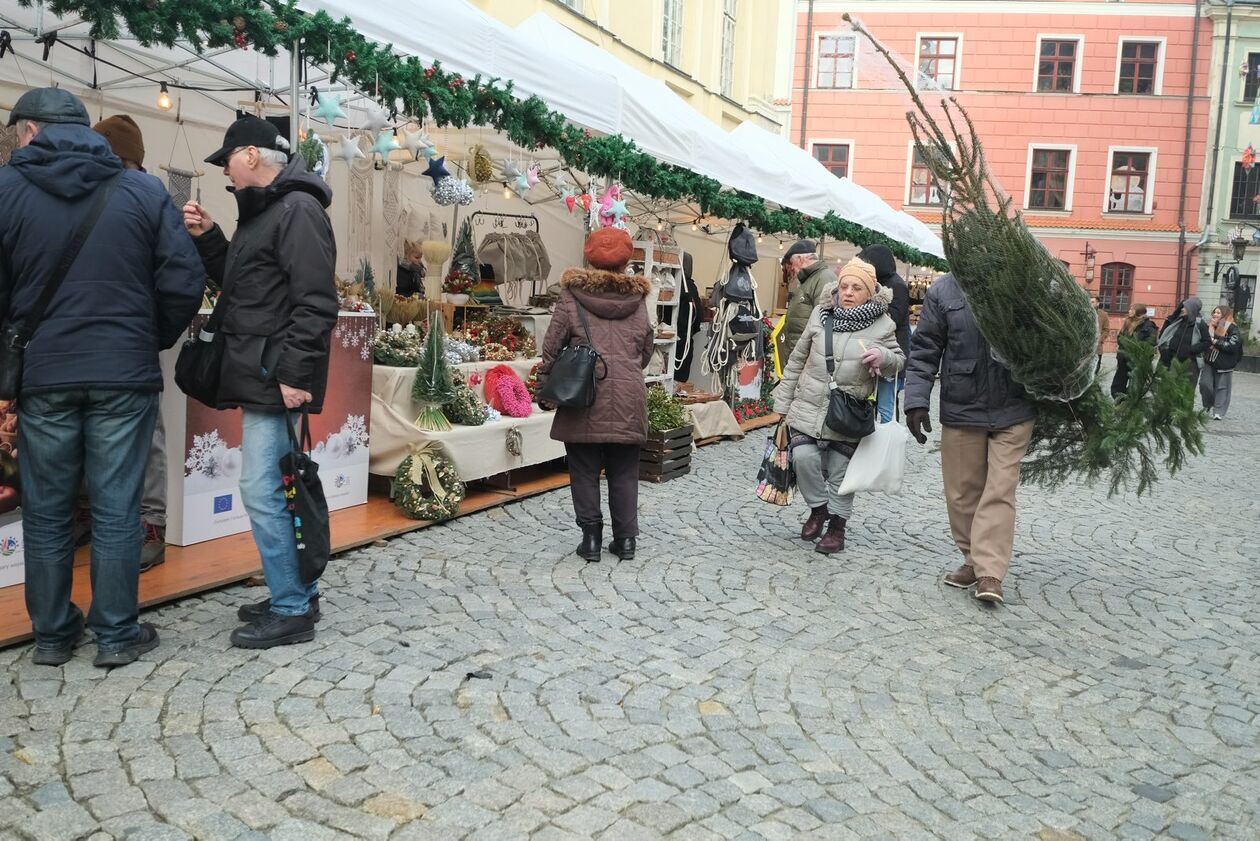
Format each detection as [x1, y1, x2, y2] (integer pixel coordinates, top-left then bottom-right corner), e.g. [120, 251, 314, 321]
[633, 238, 682, 388]
[645, 374, 673, 384]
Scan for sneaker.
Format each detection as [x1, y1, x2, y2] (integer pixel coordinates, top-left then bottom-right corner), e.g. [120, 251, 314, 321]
[93, 623, 160, 668]
[32, 630, 84, 666]
[943, 564, 978, 589]
[230, 613, 316, 649]
[975, 577, 1005, 604]
[140, 523, 165, 572]
[237, 594, 321, 624]
[1212, 413, 1223, 421]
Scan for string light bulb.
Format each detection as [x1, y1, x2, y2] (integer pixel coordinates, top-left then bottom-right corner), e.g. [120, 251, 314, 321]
[656, 221, 664, 231]
[757, 234, 764, 244]
[503, 184, 512, 199]
[691, 221, 698, 232]
[778, 240, 784, 250]
[156, 82, 173, 112]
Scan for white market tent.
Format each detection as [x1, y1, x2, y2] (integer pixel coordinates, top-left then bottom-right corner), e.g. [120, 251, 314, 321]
[0, 0, 943, 261]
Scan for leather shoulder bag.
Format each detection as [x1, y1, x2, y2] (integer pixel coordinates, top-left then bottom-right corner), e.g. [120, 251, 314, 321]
[536, 300, 607, 409]
[821, 315, 876, 440]
[0, 173, 122, 400]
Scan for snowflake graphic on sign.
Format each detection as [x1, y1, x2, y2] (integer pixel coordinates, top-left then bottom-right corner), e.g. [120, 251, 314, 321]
[340, 415, 368, 453]
[185, 431, 225, 478]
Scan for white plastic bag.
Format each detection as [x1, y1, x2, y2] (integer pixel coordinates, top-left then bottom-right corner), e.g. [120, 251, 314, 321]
[837, 420, 908, 495]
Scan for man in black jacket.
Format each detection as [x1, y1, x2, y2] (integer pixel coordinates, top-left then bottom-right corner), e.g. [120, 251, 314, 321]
[1, 89, 204, 667]
[856, 244, 910, 421]
[904, 274, 1035, 605]
[182, 116, 338, 649]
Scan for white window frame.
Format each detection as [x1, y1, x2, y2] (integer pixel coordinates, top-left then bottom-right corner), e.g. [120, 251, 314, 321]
[1103, 146, 1159, 215]
[720, 0, 737, 97]
[810, 138, 856, 180]
[1023, 143, 1077, 212]
[914, 32, 964, 91]
[904, 140, 946, 207]
[556, 0, 582, 12]
[1032, 34, 1084, 94]
[813, 31, 859, 89]
[662, 0, 684, 68]
[1113, 36, 1166, 96]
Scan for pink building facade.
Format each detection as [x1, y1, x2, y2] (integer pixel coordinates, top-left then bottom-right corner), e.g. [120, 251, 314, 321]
[792, 0, 1212, 344]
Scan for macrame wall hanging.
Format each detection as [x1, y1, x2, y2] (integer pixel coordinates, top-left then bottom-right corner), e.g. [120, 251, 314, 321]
[348, 146, 373, 269]
[0, 126, 16, 167]
[160, 103, 204, 207]
[382, 163, 402, 262]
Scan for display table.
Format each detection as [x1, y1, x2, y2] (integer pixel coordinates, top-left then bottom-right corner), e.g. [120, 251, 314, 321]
[687, 400, 744, 442]
[369, 358, 565, 482]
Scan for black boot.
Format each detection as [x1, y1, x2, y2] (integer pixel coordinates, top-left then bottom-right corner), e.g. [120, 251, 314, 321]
[238, 594, 322, 623]
[608, 537, 636, 560]
[230, 613, 316, 649]
[577, 522, 603, 562]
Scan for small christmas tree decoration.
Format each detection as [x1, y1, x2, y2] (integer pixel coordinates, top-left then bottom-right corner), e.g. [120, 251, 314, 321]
[412, 312, 457, 431]
[445, 219, 477, 293]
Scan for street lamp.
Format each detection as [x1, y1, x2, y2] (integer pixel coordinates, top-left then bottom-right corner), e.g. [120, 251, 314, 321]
[1231, 225, 1248, 262]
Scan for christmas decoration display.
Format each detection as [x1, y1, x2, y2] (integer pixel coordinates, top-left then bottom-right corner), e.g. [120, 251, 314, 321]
[444, 219, 477, 295]
[369, 130, 396, 161]
[373, 324, 424, 366]
[36, 0, 943, 268]
[393, 441, 465, 521]
[470, 144, 494, 183]
[360, 103, 391, 134]
[849, 15, 1205, 494]
[310, 91, 346, 124]
[525, 362, 541, 399]
[386, 294, 426, 327]
[484, 365, 533, 418]
[443, 372, 488, 426]
[732, 397, 775, 424]
[411, 311, 456, 430]
[481, 342, 514, 362]
[431, 176, 474, 206]
[299, 132, 330, 179]
[444, 338, 480, 365]
[401, 127, 435, 161]
[334, 132, 365, 166]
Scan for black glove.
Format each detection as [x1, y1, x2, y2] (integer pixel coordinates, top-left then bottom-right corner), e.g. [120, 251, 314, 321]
[906, 408, 932, 445]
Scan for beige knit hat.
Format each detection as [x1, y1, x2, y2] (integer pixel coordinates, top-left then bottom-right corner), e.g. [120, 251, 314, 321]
[837, 257, 878, 299]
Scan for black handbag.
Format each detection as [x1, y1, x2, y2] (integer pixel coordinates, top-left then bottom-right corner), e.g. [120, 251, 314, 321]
[174, 261, 237, 408]
[536, 301, 607, 408]
[279, 412, 331, 585]
[0, 174, 122, 401]
[822, 316, 876, 439]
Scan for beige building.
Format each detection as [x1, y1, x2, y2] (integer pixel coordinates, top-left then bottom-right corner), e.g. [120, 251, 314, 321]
[471, 0, 794, 134]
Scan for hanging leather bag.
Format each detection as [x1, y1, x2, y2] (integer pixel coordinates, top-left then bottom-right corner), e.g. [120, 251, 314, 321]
[537, 301, 607, 408]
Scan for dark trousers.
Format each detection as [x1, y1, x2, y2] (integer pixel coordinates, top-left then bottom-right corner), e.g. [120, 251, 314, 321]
[565, 442, 641, 538]
[19, 389, 158, 653]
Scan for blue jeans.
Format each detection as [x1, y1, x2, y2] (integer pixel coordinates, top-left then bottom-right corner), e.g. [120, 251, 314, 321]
[876, 376, 898, 423]
[240, 410, 317, 617]
[19, 390, 158, 652]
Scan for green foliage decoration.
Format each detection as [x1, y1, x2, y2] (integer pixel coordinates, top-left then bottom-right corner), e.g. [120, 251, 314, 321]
[646, 386, 687, 434]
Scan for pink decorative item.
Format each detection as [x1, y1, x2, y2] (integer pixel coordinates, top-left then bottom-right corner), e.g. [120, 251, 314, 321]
[494, 378, 533, 418]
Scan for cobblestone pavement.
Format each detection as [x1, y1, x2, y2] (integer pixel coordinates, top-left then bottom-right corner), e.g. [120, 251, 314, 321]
[1, 372, 1259, 841]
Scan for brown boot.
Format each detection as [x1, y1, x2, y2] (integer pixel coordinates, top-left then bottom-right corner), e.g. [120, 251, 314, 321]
[943, 564, 977, 589]
[975, 577, 1004, 604]
[800, 506, 829, 541]
[815, 516, 846, 554]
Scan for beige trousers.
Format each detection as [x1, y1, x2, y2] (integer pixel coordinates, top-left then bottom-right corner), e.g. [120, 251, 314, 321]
[940, 421, 1034, 581]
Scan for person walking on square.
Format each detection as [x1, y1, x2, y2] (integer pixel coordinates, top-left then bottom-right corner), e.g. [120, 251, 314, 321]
[1095, 298, 1111, 375]
[1157, 297, 1209, 388]
[181, 116, 338, 649]
[1201, 305, 1242, 420]
[538, 227, 653, 563]
[856, 244, 910, 422]
[1109, 302, 1158, 399]
[904, 273, 1036, 604]
[773, 258, 904, 555]
[1, 89, 204, 666]
[777, 240, 838, 366]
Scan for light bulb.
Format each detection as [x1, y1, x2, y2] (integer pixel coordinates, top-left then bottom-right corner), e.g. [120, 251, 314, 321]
[656, 221, 663, 231]
[156, 82, 173, 112]
[503, 186, 512, 199]
[778, 241, 783, 250]
[757, 235, 764, 243]
[691, 222, 698, 232]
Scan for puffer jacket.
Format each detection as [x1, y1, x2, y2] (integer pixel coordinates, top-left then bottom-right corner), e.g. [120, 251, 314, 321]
[192, 155, 338, 413]
[0, 123, 204, 395]
[778, 260, 838, 362]
[1207, 323, 1243, 372]
[538, 267, 654, 444]
[772, 286, 904, 441]
[904, 273, 1036, 430]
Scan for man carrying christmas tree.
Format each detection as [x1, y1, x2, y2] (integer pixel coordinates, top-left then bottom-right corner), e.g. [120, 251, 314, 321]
[903, 274, 1036, 605]
[181, 116, 337, 649]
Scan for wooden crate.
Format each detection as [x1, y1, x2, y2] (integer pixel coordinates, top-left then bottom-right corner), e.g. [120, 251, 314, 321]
[640, 424, 693, 482]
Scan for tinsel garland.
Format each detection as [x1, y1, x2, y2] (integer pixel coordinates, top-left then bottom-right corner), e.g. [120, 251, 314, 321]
[431, 176, 474, 207]
[27, 0, 947, 269]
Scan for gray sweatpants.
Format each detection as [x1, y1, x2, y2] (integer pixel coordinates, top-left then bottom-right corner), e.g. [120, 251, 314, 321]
[792, 442, 854, 519]
[1200, 367, 1233, 417]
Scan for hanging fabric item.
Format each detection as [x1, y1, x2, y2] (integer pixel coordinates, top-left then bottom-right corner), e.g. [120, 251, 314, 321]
[349, 162, 372, 266]
[702, 224, 764, 395]
[382, 164, 402, 276]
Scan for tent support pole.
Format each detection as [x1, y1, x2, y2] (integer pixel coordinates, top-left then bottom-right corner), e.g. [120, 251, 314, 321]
[290, 39, 300, 149]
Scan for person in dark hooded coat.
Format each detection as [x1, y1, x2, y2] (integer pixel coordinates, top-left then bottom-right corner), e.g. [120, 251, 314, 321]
[674, 251, 704, 382]
[856, 244, 910, 422]
[1156, 297, 1209, 388]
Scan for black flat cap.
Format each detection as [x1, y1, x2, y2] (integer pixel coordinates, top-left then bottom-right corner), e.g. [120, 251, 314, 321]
[7, 87, 90, 127]
[781, 239, 817, 264]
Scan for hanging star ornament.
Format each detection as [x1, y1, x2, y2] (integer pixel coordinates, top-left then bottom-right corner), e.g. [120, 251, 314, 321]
[502, 160, 521, 179]
[370, 131, 397, 161]
[311, 92, 346, 124]
[334, 132, 365, 166]
[526, 165, 540, 187]
[423, 156, 451, 185]
[609, 198, 629, 227]
[400, 128, 427, 160]
[360, 104, 391, 134]
[513, 172, 531, 194]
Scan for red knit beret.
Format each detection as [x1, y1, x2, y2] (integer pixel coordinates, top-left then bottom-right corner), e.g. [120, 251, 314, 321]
[584, 227, 633, 271]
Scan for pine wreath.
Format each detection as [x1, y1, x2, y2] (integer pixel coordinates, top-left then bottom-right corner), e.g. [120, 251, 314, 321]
[443, 374, 488, 426]
[394, 444, 466, 521]
[849, 16, 1205, 495]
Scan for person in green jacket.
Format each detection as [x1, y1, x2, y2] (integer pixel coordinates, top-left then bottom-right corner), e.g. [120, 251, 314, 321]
[777, 240, 839, 366]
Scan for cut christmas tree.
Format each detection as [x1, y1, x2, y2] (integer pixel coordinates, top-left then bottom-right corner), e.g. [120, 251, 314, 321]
[412, 311, 456, 431]
[444, 218, 477, 296]
[847, 16, 1204, 495]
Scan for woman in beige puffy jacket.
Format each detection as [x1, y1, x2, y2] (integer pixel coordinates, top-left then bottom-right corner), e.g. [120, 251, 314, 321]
[772, 258, 904, 554]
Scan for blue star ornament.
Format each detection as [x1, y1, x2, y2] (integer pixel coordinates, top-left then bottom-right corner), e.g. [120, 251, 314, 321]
[423, 155, 450, 184]
[370, 131, 397, 161]
[311, 92, 346, 124]
[513, 172, 531, 193]
[609, 198, 629, 222]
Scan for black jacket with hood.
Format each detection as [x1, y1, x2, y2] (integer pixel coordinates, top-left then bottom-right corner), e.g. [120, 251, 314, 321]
[0, 123, 204, 395]
[192, 156, 338, 413]
[856, 244, 911, 361]
[1157, 297, 1210, 366]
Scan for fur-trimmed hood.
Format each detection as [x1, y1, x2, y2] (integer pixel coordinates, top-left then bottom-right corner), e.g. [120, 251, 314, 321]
[560, 267, 651, 320]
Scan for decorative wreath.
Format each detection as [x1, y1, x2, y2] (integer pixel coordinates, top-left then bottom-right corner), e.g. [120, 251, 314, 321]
[394, 443, 466, 521]
[484, 364, 533, 418]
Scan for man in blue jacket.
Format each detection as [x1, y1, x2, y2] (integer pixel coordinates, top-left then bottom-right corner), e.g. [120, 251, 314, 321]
[903, 274, 1036, 606]
[0, 89, 204, 667]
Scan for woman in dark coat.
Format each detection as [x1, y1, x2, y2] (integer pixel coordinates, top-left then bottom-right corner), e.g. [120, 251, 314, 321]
[538, 228, 653, 562]
[1109, 302, 1158, 399]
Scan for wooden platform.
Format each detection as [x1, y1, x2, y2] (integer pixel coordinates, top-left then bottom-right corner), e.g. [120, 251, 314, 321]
[738, 413, 781, 434]
[0, 467, 570, 649]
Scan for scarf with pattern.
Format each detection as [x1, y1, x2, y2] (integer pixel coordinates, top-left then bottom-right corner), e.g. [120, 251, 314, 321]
[824, 296, 888, 333]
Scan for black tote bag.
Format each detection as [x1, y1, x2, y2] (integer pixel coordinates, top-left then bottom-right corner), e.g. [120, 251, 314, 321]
[279, 412, 331, 585]
[537, 301, 606, 408]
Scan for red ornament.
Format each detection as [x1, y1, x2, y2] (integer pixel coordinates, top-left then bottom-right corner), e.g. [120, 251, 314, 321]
[424, 66, 437, 80]
[233, 30, 248, 49]
[345, 49, 357, 62]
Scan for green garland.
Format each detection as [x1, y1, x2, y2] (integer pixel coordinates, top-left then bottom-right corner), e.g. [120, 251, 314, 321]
[24, 0, 948, 269]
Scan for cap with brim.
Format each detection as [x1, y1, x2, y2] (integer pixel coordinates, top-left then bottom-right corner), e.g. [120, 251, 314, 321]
[781, 239, 817, 264]
[7, 87, 90, 127]
[205, 115, 286, 167]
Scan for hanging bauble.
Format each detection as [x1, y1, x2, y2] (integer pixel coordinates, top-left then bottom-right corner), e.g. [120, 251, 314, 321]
[234, 30, 248, 49]
[345, 50, 357, 62]
[470, 145, 494, 183]
[579, 193, 592, 213]
[273, 20, 288, 34]
[431, 176, 475, 207]
[560, 185, 577, 214]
